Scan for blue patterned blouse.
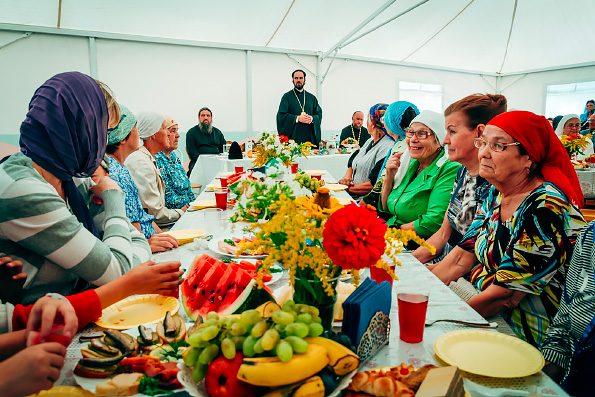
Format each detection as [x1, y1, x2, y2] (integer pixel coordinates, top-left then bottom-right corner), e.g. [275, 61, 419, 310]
[107, 155, 157, 239]
[154, 151, 195, 209]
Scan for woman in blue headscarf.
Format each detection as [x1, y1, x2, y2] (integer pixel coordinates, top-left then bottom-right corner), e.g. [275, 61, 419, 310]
[580, 100, 594, 129]
[0, 72, 150, 305]
[362, 101, 419, 212]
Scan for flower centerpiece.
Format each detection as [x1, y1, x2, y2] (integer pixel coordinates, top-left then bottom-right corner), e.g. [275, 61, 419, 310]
[237, 188, 434, 330]
[561, 133, 592, 159]
[251, 132, 315, 168]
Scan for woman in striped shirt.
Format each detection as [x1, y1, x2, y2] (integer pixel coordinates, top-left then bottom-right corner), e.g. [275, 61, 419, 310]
[0, 72, 151, 305]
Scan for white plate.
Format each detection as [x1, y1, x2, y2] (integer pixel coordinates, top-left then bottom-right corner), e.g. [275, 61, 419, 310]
[208, 239, 268, 259]
[73, 326, 182, 397]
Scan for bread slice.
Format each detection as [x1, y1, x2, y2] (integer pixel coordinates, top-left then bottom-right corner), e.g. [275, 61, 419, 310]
[95, 373, 143, 397]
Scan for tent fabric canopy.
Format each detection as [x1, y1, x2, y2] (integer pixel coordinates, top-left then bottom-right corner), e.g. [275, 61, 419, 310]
[1, 0, 594, 75]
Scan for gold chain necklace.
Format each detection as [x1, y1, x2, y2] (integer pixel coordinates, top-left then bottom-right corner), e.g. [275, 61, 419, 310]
[351, 124, 362, 143]
[293, 89, 306, 116]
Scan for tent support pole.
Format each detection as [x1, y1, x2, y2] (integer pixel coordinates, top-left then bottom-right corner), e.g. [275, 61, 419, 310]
[322, 0, 396, 59]
[88, 37, 97, 78]
[480, 74, 497, 92]
[341, 0, 430, 49]
[0, 32, 31, 50]
[286, 54, 314, 77]
[246, 50, 253, 136]
[316, 54, 323, 103]
[500, 74, 526, 93]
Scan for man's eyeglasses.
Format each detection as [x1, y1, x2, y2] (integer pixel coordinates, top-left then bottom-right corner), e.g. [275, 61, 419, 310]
[405, 128, 433, 139]
[473, 138, 521, 152]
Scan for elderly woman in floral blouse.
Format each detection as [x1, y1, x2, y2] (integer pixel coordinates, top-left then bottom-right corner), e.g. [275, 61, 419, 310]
[155, 115, 196, 209]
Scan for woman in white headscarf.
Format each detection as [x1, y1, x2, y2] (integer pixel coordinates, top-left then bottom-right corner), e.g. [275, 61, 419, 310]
[556, 113, 593, 160]
[124, 111, 187, 228]
[380, 111, 461, 238]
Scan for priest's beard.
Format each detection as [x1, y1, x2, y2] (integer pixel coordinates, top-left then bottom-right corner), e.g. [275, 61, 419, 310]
[199, 121, 213, 134]
[293, 82, 304, 90]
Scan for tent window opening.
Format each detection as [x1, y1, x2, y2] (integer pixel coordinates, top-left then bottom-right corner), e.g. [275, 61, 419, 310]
[398, 82, 443, 113]
[545, 81, 595, 118]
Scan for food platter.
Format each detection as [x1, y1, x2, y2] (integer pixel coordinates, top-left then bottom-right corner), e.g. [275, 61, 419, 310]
[208, 239, 268, 259]
[303, 170, 326, 175]
[433, 330, 544, 377]
[29, 386, 95, 397]
[74, 325, 177, 397]
[95, 295, 179, 330]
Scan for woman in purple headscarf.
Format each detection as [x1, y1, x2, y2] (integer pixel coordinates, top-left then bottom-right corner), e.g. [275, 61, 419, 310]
[0, 72, 151, 305]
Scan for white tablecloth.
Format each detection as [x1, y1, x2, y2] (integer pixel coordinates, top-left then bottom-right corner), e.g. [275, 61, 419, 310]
[189, 154, 351, 192]
[59, 171, 567, 397]
[576, 168, 595, 198]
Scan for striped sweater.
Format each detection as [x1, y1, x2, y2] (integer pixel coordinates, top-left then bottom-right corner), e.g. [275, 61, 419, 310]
[541, 221, 595, 379]
[0, 153, 150, 305]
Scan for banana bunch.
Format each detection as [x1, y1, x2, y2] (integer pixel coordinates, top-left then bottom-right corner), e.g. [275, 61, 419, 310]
[237, 344, 328, 387]
[263, 376, 325, 397]
[306, 337, 360, 376]
[237, 336, 360, 388]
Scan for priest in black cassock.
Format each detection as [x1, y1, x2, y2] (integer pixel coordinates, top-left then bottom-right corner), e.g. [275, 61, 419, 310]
[276, 69, 322, 146]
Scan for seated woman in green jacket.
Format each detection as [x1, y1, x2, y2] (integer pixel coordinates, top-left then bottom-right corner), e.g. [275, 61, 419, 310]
[380, 110, 461, 238]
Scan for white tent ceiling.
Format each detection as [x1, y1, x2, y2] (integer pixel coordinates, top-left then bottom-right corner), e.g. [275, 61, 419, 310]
[1, 0, 594, 76]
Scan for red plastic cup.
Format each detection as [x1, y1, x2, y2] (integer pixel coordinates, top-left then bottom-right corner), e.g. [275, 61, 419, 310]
[291, 163, 299, 173]
[235, 166, 244, 174]
[370, 265, 396, 287]
[311, 174, 322, 181]
[397, 291, 429, 343]
[220, 177, 228, 188]
[215, 188, 229, 210]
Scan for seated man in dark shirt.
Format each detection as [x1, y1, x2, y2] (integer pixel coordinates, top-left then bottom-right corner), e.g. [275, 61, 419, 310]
[186, 107, 226, 174]
[339, 110, 370, 147]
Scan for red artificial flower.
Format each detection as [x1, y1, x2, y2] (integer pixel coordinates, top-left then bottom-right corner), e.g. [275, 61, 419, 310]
[279, 135, 289, 143]
[322, 203, 387, 270]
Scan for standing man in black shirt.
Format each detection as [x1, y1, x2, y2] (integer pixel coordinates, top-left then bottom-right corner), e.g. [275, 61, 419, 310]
[276, 70, 323, 146]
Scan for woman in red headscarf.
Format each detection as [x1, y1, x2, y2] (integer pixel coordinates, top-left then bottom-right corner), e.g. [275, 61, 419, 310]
[431, 111, 585, 347]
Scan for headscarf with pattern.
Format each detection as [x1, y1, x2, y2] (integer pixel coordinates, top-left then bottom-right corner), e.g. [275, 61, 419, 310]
[368, 103, 389, 134]
[384, 101, 420, 141]
[107, 105, 136, 145]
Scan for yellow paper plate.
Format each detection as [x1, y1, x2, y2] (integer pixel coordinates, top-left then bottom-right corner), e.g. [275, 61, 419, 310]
[337, 197, 356, 205]
[434, 330, 544, 378]
[304, 170, 326, 175]
[162, 229, 207, 243]
[219, 171, 234, 177]
[95, 294, 179, 330]
[207, 183, 224, 190]
[27, 386, 95, 397]
[326, 183, 348, 191]
[190, 199, 217, 209]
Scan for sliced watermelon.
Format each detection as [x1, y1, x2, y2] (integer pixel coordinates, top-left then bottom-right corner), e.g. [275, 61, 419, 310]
[197, 264, 236, 317]
[181, 254, 274, 321]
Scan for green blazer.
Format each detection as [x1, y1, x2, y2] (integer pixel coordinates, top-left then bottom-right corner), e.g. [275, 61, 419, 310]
[385, 150, 461, 238]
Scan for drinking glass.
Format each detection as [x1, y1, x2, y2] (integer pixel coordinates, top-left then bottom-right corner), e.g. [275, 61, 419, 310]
[397, 287, 429, 343]
[214, 188, 229, 210]
[204, 208, 223, 236]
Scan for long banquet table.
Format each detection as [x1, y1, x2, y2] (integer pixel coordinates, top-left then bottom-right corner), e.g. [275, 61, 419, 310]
[58, 170, 567, 397]
[189, 153, 351, 193]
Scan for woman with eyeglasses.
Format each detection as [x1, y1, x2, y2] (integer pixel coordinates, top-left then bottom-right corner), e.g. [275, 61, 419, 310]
[380, 110, 461, 238]
[412, 94, 506, 264]
[555, 113, 593, 161]
[432, 111, 585, 346]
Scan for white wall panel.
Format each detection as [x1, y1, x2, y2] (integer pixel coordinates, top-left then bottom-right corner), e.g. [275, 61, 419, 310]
[0, 32, 89, 138]
[95, 39, 247, 140]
